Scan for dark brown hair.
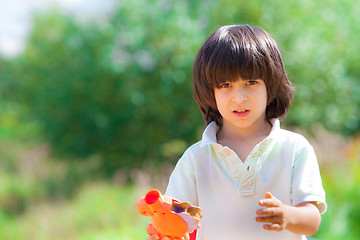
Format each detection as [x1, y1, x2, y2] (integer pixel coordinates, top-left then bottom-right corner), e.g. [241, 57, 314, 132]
[193, 24, 295, 126]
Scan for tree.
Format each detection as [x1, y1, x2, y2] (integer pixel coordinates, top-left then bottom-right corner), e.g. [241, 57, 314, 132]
[3, 0, 360, 177]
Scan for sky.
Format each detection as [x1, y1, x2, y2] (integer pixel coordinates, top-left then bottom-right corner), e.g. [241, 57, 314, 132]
[0, 0, 115, 58]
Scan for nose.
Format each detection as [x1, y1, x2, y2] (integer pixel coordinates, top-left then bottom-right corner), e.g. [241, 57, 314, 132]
[232, 89, 247, 103]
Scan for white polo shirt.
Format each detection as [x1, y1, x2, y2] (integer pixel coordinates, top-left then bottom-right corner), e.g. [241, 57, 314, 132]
[165, 119, 326, 240]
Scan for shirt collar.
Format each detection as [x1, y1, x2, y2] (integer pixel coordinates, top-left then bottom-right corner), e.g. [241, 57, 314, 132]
[200, 118, 280, 147]
[267, 118, 280, 139]
[200, 121, 219, 147]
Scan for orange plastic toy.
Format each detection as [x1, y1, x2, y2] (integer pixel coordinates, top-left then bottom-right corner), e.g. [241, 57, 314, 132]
[136, 189, 202, 240]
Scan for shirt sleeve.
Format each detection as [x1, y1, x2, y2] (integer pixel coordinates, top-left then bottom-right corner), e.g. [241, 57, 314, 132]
[165, 149, 198, 206]
[291, 137, 327, 214]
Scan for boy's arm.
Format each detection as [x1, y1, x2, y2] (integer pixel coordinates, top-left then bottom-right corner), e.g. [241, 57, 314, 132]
[255, 192, 321, 236]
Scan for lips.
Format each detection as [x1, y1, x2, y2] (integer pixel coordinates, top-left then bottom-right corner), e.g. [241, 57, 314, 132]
[233, 110, 248, 113]
[233, 109, 250, 118]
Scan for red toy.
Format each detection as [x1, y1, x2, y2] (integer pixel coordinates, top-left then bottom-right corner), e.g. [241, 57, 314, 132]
[136, 189, 202, 240]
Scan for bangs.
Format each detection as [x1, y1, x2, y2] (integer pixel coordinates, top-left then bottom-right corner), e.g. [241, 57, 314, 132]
[204, 26, 270, 88]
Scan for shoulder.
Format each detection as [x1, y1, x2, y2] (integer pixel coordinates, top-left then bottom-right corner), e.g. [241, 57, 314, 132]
[179, 140, 211, 162]
[173, 139, 215, 171]
[269, 119, 312, 149]
[276, 128, 312, 148]
[273, 128, 316, 160]
[276, 129, 318, 166]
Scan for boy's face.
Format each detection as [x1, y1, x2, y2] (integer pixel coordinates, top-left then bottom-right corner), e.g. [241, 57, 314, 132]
[214, 78, 268, 133]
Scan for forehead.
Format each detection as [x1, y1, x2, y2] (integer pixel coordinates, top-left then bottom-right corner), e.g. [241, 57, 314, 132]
[205, 52, 265, 88]
[203, 27, 270, 88]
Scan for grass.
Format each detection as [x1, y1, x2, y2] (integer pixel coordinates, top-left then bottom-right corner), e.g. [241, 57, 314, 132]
[2, 165, 360, 240]
[0, 182, 150, 240]
[0, 136, 151, 240]
[314, 161, 360, 240]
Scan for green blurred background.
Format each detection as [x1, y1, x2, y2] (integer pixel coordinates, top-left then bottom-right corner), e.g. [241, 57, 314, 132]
[0, 0, 360, 239]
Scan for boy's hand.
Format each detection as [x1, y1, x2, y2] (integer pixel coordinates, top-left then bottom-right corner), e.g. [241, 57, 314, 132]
[147, 234, 160, 240]
[255, 192, 290, 231]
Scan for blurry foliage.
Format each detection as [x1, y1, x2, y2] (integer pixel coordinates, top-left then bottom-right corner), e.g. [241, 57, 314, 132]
[1, 1, 360, 238]
[2, 3, 207, 175]
[209, 0, 360, 134]
[0, 140, 102, 216]
[314, 161, 360, 239]
[1, 0, 360, 175]
[1, 156, 360, 240]
[0, 182, 150, 240]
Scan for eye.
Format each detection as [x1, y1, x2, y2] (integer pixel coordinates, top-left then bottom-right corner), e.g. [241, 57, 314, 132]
[246, 80, 258, 86]
[219, 83, 231, 88]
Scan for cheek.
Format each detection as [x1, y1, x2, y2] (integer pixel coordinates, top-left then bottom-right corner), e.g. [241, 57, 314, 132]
[213, 91, 221, 107]
[257, 87, 268, 106]
[214, 93, 227, 108]
[211, 92, 221, 113]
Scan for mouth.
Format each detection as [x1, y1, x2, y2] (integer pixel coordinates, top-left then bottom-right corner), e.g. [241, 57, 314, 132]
[233, 110, 249, 113]
[233, 109, 250, 117]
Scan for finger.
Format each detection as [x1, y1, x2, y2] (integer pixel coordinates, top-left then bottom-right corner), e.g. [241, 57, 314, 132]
[265, 192, 273, 199]
[258, 198, 281, 207]
[256, 207, 281, 216]
[263, 223, 283, 231]
[256, 215, 282, 223]
[265, 192, 281, 201]
[259, 192, 279, 206]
